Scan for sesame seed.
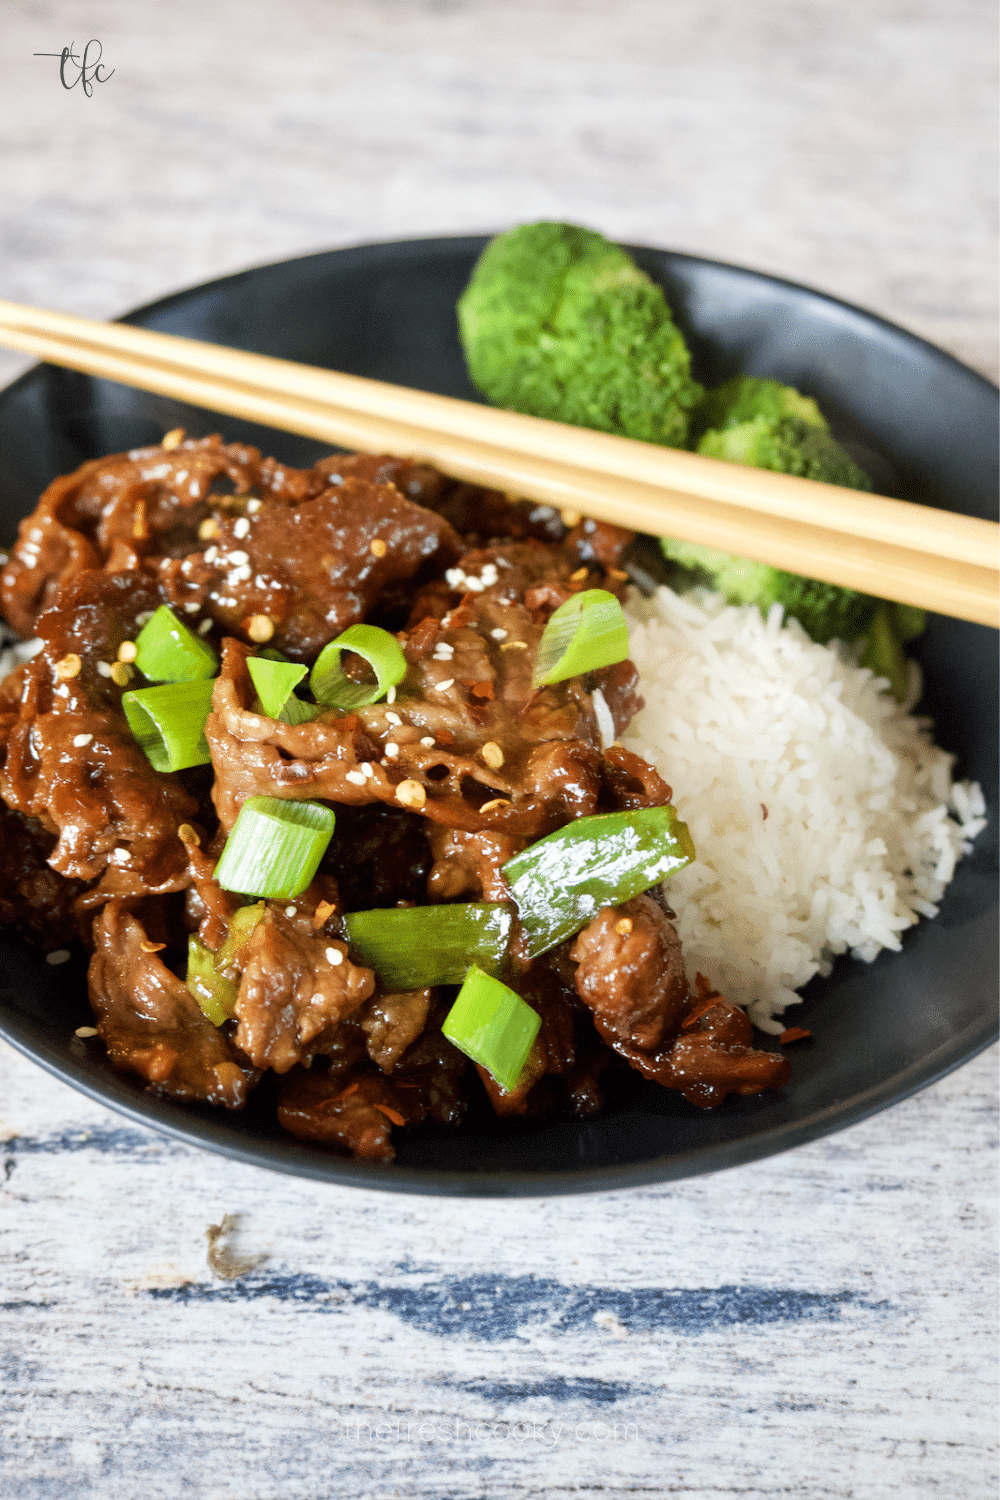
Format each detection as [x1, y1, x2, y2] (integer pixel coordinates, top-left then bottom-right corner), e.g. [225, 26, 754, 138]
[570, 566, 589, 583]
[117, 641, 138, 662]
[135, 611, 155, 627]
[162, 428, 184, 451]
[198, 518, 219, 541]
[183, 600, 200, 613]
[246, 498, 262, 514]
[345, 770, 367, 786]
[480, 564, 499, 585]
[177, 823, 201, 846]
[420, 736, 435, 747]
[233, 517, 250, 539]
[229, 564, 252, 585]
[396, 779, 426, 810]
[386, 686, 397, 704]
[74, 1025, 98, 1038]
[360, 762, 375, 779]
[384, 742, 399, 759]
[110, 847, 130, 864]
[110, 662, 133, 687]
[204, 545, 219, 563]
[72, 733, 93, 748]
[386, 711, 402, 726]
[480, 741, 504, 770]
[189, 481, 199, 498]
[53, 653, 81, 680]
[197, 618, 214, 635]
[369, 538, 387, 558]
[46, 949, 71, 965]
[500, 641, 528, 652]
[436, 678, 455, 691]
[616, 917, 634, 937]
[325, 945, 344, 966]
[247, 614, 274, 643]
[478, 798, 509, 813]
[560, 508, 582, 528]
[229, 550, 249, 566]
[96, 660, 114, 678]
[285, 906, 297, 918]
[139, 939, 165, 954]
[490, 628, 508, 640]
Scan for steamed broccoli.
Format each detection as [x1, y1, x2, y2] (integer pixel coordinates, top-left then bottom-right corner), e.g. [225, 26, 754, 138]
[692, 374, 827, 438]
[457, 221, 703, 447]
[698, 414, 874, 491]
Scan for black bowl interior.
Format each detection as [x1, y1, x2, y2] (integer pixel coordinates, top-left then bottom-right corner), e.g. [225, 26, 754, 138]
[0, 236, 996, 1196]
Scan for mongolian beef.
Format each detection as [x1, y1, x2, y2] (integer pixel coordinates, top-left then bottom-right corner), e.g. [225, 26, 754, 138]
[0, 431, 789, 1159]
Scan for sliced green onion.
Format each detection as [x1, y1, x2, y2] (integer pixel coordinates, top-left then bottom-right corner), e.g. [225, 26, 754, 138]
[442, 966, 541, 1093]
[344, 903, 512, 990]
[134, 604, 218, 682]
[185, 902, 267, 1025]
[310, 624, 407, 711]
[532, 589, 630, 688]
[214, 797, 336, 898]
[186, 935, 238, 1026]
[247, 655, 308, 718]
[502, 804, 695, 959]
[121, 678, 215, 772]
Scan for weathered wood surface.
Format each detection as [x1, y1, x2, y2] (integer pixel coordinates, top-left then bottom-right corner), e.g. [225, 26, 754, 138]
[1, 1040, 997, 1498]
[0, 1, 997, 1494]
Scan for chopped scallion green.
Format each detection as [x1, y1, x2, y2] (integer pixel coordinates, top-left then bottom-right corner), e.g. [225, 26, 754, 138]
[310, 623, 407, 710]
[344, 903, 512, 990]
[502, 804, 695, 958]
[134, 604, 218, 682]
[185, 935, 239, 1026]
[247, 655, 308, 719]
[442, 966, 541, 1092]
[214, 797, 336, 898]
[121, 678, 215, 772]
[532, 589, 629, 687]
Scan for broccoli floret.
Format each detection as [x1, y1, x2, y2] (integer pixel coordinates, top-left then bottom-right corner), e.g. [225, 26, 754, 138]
[457, 222, 703, 447]
[659, 538, 876, 644]
[692, 375, 827, 439]
[697, 415, 874, 492]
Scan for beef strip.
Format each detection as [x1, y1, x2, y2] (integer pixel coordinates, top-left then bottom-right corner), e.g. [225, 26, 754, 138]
[358, 988, 433, 1072]
[0, 805, 89, 947]
[0, 570, 198, 893]
[0, 436, 271, 635]
[569, 896, 791, 1105]
[166, 474, 462, 660]
[89, 901, 253, 1106]
[206, 539, 633, 840]
[231, 903, 375, 1073]
[276, 1002, 467, 1159]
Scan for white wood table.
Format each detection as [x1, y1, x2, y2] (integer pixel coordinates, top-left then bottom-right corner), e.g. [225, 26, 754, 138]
[0, 2, 996, 1494]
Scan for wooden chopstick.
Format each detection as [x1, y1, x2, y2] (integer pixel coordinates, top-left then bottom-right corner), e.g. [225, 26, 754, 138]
[0, 300, 996, 627]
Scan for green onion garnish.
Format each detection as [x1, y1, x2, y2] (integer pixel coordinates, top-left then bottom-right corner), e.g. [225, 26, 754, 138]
[134, 604, 218, 682]
[214, 796, 336, 898]
[532, 589, 630, 688]
[121, 678, 215, 772]
[343, 903, 512, 990]
[247, 655, 308, 718]
[502, 804, 695, 959]
[185, 902, 266, 1025]
[310, 624, 407, 711]
[442, 966, 541, 1093]
[186, 935, 238, 1026]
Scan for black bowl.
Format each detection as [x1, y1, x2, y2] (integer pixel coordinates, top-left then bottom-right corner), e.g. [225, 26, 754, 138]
[0, 236, 996, 1196]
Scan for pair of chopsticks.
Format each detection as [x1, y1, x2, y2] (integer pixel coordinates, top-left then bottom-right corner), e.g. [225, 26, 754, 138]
[0, 299, 995, 627]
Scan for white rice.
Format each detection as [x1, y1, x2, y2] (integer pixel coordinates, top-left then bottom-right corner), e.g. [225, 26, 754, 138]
[621, 586, 987, 1032]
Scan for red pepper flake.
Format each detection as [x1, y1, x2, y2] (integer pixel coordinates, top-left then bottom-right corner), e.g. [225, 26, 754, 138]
[373, 1103, 406, 1127]
[681, 995, 722, 1030]
[780, 1026, 812, 1044]
[694, 972, 722, 1002]
[761, 803, 769, 821]
[469, 680, 495, 701]
[405, 616, 441, 661]
[340, 1081, 360, 1097]
[435, 729, 455, 747]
